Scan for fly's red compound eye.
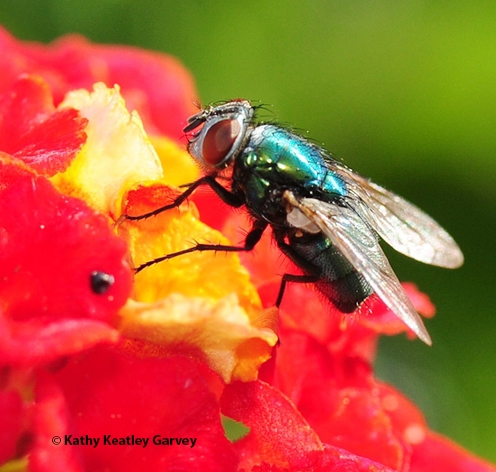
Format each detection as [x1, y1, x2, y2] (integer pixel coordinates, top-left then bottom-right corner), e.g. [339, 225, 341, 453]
[202, 119, 242, 167]
[186, 100, 254, 168]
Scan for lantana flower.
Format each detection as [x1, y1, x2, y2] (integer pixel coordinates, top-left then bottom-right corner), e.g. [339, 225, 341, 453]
[0, 26, 494, 472]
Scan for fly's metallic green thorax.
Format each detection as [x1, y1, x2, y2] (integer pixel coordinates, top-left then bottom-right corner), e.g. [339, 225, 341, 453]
[181, 99, 465, 345]
[233, 125, 348, 224]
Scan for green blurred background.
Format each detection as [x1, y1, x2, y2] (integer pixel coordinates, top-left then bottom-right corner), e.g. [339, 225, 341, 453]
[2, 0, 495, 462]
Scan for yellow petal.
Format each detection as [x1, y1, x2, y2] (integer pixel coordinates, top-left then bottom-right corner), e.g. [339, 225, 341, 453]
[119, 184, 262, 317]
[51, 83, 163, 218]
[117, 182, 279, 381]
[149, 135, 200, 187]
[117, 295, 278, 383]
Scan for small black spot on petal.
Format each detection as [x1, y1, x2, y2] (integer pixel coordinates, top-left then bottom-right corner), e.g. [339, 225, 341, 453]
[90, 271, 115, 295]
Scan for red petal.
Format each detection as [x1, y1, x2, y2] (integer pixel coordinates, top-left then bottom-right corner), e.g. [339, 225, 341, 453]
[322, 444, 396, 472]
[31, 375, 81, 472]
[0, 75, 87, 175]
[272, 328, 408, 470]
[411, 432, 496, 472]
[376, 383, 427, 442]
[0, 389, 25, 464]
[85, 43, 197, 140]
[0, 314, 119, 365]
[0, 157, 132, 364]
[192, 188, 239, 232]
[0, 157, 131, 321]
[221, 380, 324, 471]
[0, 27, 197, 142]
[31, 348, 237, 472]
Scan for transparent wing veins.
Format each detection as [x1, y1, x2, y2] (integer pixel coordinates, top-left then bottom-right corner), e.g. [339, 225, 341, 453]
[333, 165, 464, 269]
[283, 190, 432, 345]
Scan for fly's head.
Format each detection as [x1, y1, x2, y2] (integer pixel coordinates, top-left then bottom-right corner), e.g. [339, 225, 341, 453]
[184, 99, 255, 171]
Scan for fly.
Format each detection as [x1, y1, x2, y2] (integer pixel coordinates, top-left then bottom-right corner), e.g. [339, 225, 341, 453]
[127, 99, 464, 345]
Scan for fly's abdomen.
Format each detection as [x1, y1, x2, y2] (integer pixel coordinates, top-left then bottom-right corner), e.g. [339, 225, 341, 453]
[275, 229, 373, 312]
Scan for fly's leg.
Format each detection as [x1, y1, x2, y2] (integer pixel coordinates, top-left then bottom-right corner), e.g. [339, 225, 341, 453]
[275, 274, 320, 307]
[134, 220, 268, 273]
[124, 175, 244, 221]
[272, 228, 321, 307]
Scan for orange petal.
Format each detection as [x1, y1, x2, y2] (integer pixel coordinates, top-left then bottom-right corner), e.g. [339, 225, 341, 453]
[120, 184, 261, 316]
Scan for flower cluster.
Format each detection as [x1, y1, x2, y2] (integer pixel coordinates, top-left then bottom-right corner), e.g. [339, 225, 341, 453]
[0, 26, 494, 472]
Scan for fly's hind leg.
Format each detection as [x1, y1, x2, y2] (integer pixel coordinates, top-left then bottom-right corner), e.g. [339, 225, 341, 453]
[272, 228, 322, 307]
[275, 274, 320, 307]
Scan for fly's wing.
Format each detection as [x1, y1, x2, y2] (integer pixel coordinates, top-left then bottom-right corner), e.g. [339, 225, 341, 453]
[283, 190, 432, 345]
[333, 164, 464, 269]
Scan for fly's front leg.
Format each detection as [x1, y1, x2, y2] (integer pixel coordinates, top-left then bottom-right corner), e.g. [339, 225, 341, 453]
[123, 175, 245, 221]
[135, 220, 268, 273]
